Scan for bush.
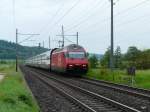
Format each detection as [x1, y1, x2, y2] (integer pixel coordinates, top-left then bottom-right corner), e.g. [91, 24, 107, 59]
[18, 94, 32, 106]
[99, 68, 109, 76]
[0, 60, 7, 64]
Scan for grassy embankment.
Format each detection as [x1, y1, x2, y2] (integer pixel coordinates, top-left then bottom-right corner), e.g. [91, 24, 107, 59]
[0, 61, 40, 112]
[87, 68, 150, 89]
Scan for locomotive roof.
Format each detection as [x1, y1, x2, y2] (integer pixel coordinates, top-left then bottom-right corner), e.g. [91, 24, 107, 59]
[64, 44, 84, 50]
[53, 44, 84, 53]
[26, 50, 51, 60]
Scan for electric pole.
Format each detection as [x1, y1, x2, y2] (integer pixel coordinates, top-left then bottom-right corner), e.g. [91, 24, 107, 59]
[56, 26, 78, 46]
[110, 0, 114, 71]
[58, 40, 63, 48]
[16, 28, 18, 72]
[49, 36, 51, 49]
[62, 25, 65, 47]
[39, 43, 41, 48]
[15, 29, 40, 72]
[77, 32, 79, 45]
[43, 41, 44, 48]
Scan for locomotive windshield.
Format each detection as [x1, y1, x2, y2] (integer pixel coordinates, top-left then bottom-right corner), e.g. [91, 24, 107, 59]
[68, 52, 85, 59]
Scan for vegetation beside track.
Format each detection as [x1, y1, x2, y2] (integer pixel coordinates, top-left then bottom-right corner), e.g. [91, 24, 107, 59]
[0, 62, 39, 112]
[87, 68, 150, 89]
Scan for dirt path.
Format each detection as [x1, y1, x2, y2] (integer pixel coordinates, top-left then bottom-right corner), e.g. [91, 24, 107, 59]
[0, 73, 5, 81]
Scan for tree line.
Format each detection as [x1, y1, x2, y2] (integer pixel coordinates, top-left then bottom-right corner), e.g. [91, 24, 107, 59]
[0, 40, 48, 59]
[89, 46, 150, 70]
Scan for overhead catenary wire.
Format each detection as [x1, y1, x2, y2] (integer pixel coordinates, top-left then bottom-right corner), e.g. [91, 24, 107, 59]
[64, 0, 106, 29]
[116, 0, 150, 16]
[84, 0, 150, 32]
[18, 33, 40, 44]
[20, 0, 66, 47]
[82, 12, 150, 37]
[14, 0, 150, 49]
[38, 0, 66, 35]
[12, 0, 16, 42]
[19, 35, 35, 44]
[36, 0, 112, 46]
[64, 37, 75, 44]
[65, 0, 109, 32]
[65, 0, 150, 32]
[116, 12, 150, 29]
[12, 0, 16, 27]
[52, 0, 81, 27]
[37, 0, 81, 45]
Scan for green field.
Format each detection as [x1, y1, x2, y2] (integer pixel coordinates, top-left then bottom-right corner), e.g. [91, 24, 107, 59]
[87, 68, 150, 89]
[0, 62, 39, 112]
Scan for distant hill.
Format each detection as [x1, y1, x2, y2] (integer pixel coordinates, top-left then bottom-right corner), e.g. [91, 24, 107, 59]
[88, 53, 103, 60]
[0, 40, 49, 59]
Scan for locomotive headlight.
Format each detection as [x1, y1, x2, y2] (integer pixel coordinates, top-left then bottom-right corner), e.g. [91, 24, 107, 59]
[69, 64, 73, 67]
[82, 64, 87, 67]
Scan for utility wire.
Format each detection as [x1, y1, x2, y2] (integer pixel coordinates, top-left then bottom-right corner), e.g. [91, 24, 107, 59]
[12, 0, 16, 40]
[38, 0, 81, 41]
[65, 0, 106, 29]
[64, 37, 75, 44]
[65, 0, 109, 32]
[25, 1, 65, 46]
[116, 0, 150, 16]
[52, 0, 81, 27]
[65, 0, 149, 32]
[83, 12, 150, 36]
[19, 35, 35, 44]
[116, 13, 150, 29]
[39, 0, 66, 34]
[12, 0, 16, 26]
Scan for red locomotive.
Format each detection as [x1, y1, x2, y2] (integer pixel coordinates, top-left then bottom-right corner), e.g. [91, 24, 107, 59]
[26, 44, 88, 75]
[51, 44, 88, 74]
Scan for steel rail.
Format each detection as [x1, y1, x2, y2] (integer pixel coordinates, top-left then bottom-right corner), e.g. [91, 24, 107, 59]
[79, 78, 150, 100]
[29, 70, 96, 112]
[83, 77, 150, 96]
[32, 69, 141, 112]
[84, 77, 150, 92]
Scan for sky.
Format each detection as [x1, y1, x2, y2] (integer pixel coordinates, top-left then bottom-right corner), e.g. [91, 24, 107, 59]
[0, 0, 150, 54]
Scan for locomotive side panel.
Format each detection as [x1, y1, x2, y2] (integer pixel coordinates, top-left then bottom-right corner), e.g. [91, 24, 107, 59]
[51, 52, 66, 72]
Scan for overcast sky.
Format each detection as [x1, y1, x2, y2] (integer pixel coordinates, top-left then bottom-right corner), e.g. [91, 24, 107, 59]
[0, 0, 150, 54]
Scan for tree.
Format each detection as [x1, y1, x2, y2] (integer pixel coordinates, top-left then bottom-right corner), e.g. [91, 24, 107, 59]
[100, 47, 110, 68]
[136, 49, 150, 69]
[124, 46, 141, 66]
[114, 46, 122, 68]
[89, 55, 98, 68]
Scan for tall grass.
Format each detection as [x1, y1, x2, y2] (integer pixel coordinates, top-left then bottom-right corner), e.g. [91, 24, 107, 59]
[87, 68, 150, 89]
[0, 62, 40, 112]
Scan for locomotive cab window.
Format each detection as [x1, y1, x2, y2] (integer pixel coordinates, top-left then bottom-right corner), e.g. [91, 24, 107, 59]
[68, 52, 85, 59]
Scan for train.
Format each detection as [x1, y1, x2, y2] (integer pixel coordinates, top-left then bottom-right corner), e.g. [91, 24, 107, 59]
[26, 44, 89, 75]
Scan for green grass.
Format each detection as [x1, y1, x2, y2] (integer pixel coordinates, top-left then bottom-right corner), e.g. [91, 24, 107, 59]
[0, 62, 40, 112]
[134, 70, 150, 89]
[87, 68, 150, 89]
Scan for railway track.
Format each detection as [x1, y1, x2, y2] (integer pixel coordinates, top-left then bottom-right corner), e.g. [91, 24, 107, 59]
[25, 67, 143, 112]
[29, 67, 150, 112]
[82, 77, 150, 97]
[21, 66, 93, 112]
